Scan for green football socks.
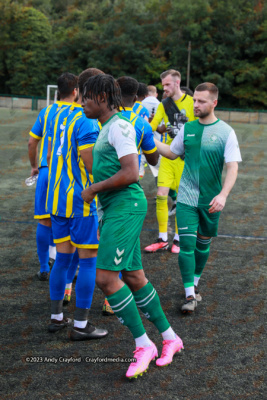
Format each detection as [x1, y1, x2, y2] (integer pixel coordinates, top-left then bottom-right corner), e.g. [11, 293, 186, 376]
[107, 284, 146, 339]
[178, 234, 197, 288]
[133, 282, 170, 333]
[194, 237, 212, 279]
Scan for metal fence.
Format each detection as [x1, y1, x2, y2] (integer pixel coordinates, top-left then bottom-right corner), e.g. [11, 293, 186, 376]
[0, 94, 266, 123]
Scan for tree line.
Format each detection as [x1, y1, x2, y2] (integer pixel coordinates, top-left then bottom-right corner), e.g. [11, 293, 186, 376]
[0, 0, 266, 109]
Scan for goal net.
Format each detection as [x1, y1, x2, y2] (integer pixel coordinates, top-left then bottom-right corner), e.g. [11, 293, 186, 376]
[46, 85, 58, 107]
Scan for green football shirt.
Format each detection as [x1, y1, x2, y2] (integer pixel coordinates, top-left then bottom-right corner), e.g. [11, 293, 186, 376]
[170, 119, 242, 207]
[92, 113, 147, 216]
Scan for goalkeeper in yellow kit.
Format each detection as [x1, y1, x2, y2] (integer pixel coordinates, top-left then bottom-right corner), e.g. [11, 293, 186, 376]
[144, 69, 196, 254]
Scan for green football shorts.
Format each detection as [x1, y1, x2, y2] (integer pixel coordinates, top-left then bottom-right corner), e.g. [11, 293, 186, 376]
[176, 202, 221, 238]
[96, 213, 146, 271]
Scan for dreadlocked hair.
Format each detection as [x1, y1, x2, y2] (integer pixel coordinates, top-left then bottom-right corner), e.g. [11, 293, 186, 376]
[83, 74, 123, 111]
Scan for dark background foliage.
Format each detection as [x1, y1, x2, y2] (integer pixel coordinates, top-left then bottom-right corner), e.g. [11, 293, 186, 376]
[0, 0, 266, 108]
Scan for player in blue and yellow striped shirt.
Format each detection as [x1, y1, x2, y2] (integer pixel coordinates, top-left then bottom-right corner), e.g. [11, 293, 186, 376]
[46, 104, 98, 219]
[117, 76, 159, 167]
[28, 72, 78, 281]
[46, 68, 108, 341]
[133, 82, 149, 121]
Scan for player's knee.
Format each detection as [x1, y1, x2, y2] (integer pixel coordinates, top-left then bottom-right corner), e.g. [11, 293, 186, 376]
[96, 270, 118, 293]
[179, 235, 197, 253]
[95, 271, 108, 291]
[196, 236, 212, 251]
[78, 248, 98, 259]
[157, 187, 169, 196]
[39, 218, 51, 227]
[197, 233, 211, 240]
[122, 270, 147, 291]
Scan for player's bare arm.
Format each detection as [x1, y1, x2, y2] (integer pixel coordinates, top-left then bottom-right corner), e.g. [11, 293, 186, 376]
[81, 153, 139, 204]
[209, 161, 239, 213]
[144, 149, 159, 166]
[80, 146, 94, 174]
[28, 136, 40, 176]
[47, 140, 51, 167]
[156, 124, 166, 134]
[154, 138, 178, 160]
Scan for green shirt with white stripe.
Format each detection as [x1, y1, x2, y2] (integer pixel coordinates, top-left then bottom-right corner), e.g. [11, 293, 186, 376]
[92, 113, 147, 216]
[170, 119, 242, 207]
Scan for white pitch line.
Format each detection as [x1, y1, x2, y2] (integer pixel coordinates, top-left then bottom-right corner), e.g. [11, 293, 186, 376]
[218, 234, 266, 241]
[142, 228, 267, 241]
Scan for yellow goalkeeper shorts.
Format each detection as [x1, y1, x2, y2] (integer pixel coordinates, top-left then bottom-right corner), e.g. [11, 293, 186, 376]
[157, 156, 184, 191]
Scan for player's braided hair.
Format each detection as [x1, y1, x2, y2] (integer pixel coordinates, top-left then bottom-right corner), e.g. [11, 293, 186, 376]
[83, 74, 122, 111]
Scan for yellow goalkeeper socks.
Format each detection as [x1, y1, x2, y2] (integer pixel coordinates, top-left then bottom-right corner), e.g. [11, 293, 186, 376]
[156, 195, 168, 239]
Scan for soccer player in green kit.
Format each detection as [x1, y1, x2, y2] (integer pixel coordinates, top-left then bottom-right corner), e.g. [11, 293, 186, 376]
[81, 74, 183, 379]
[154, 83, 242, 313]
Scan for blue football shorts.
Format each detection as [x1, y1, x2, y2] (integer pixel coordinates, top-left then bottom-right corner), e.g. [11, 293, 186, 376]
[51, 214, 99, 249]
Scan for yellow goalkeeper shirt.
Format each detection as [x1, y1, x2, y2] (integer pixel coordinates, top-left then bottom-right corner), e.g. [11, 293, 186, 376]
[150, 94, 196, 145]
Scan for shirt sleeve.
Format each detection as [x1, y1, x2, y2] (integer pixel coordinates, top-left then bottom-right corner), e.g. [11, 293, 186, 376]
[140, 120, 157, 154]
[150, 102, 167, 132]
[142, 106, 149, 119]
[170, 125, 185, 155]
[29, 110, 44, 139]
[108, 119, 138, 159]
[77, 118, 99, 150]
[224, 129, 242, 163]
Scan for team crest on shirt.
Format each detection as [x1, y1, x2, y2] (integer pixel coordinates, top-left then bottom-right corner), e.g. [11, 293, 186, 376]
[210, 135, 218, 142]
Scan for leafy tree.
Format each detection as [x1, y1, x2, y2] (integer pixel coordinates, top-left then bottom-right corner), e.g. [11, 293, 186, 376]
[163, 0, 267, 108]
[0, 2, 52, 96]
[0, 0, 266, 107]
[83, 0, 169, 82]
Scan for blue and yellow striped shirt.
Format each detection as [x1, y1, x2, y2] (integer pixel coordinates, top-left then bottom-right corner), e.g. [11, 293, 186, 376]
[29, 101, 72, 168]
[46, 104, 99, 218]
[133, 101, 149, 120]
[120, 107, 157, 154]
